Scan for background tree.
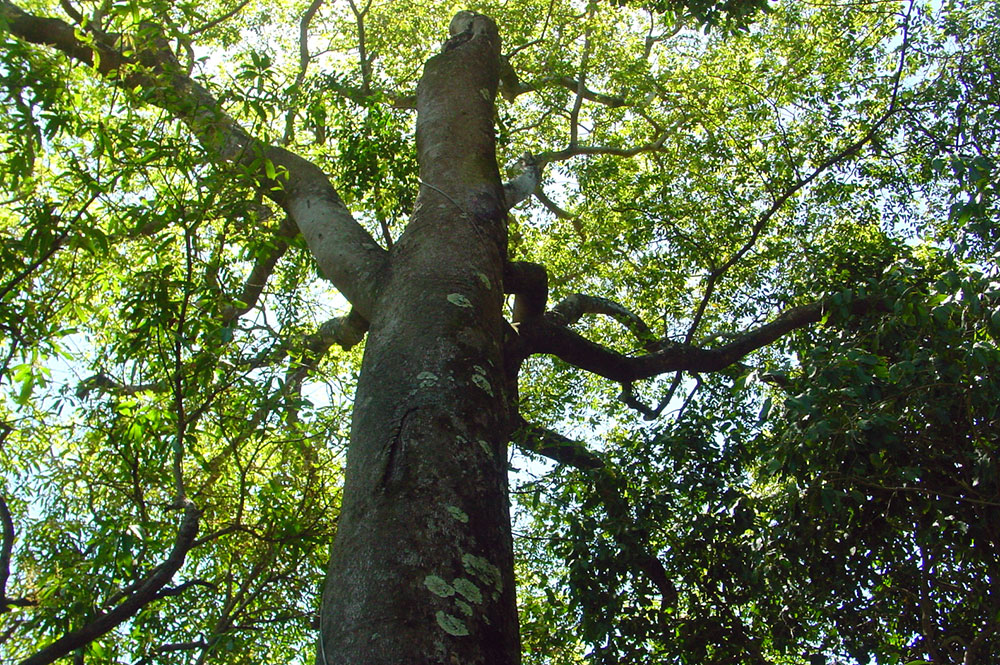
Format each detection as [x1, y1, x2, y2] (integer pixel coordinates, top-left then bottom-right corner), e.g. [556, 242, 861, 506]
[0, 0, 997, 663]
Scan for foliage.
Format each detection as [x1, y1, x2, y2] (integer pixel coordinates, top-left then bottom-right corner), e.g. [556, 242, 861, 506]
[1, 0, 998, 662]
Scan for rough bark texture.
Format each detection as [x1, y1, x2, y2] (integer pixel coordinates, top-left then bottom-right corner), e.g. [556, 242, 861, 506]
[317, 13, 520, 665]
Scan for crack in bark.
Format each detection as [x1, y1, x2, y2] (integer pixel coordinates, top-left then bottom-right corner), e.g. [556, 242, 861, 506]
[379, 407, 419, 492]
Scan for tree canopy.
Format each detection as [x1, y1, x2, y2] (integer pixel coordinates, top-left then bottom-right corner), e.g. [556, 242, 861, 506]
[0, 0, 998, 663]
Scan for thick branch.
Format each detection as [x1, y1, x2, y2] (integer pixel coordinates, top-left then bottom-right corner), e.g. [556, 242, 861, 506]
[521, 298, 878, 383]
[512, 419, 602, 470]
[1, 1, 386, 318]
[19, 504, 201, 665]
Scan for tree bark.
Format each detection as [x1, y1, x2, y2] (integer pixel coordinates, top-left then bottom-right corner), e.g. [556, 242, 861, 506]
[317, 13, 520, 665]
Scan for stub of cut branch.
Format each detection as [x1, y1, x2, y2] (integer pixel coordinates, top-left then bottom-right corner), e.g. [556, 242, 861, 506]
[502, 153, 542, 210]
[504, 261, 548, 323]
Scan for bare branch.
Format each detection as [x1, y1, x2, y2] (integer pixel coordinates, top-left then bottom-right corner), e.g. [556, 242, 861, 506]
[1, 493, 15, 611]
[346, 0, 373, 96]
[282, 0, 325, 144]
[76, 373, 166, 398]
[281, 308, 369, 421]
[617, 382, 658, 419]
[521, 297, 882, 383]
[535, 131, 668, 166]
[569, 29, 591, 149]
[550, 293, 658, 351]
[532, 187, 573, 219]
[154, 579, 216, 600]
[513, 418, 602, 471]
[221, 218, 297, 324]
[19, 504, 201, 665]
[508, 75, 625, 107]
[57, 0, 81, 23]
[188, 0, 252, 37]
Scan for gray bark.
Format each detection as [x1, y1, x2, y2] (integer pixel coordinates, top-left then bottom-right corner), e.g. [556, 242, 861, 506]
[317, 13, 521, 665]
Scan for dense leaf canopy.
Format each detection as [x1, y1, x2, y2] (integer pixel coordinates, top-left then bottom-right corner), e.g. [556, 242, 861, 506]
[1, 0, 997, 663]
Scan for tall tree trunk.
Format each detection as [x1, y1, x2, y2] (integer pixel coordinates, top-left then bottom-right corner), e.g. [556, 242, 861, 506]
[317, 13, 521, 665]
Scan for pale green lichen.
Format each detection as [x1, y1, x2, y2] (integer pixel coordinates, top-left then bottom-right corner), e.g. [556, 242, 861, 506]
[417, 371, 439, 388]
[455, 599, 473, 616]
[475, 272, 492, 290]
[472, 365, 487, 375]
[447, 293, 473, 308]
[462, 553, 503, 593]
[471, 373, 493, 396]
[477, 439, 493, 456]
[446, 505, 469, 523]
[424, 575, 455, 598]
[453, 577, 483, 604]
[436, 611, 469, 636]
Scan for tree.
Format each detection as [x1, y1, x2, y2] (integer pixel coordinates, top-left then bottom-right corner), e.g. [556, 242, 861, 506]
[0, 0, 997, 663]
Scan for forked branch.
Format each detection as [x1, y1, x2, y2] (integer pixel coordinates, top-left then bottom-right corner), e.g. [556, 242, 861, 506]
[520, 297, 881, 383]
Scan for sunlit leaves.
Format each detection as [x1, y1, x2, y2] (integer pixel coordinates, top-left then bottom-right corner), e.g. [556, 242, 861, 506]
[2, 0, 998, 661]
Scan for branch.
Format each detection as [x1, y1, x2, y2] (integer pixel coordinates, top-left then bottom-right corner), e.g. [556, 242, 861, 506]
[19, 503, 201, 665]
[511, 419, 676, 602]
[535, 130, 668, 166]
[509, 75, 625, 107]
[1, 1, 387, 318]
[188, 0, 252, 36]
[221, 217, 297, 324]
[682, 2, 913, 342]
[153, 578, 216, 600]
[1, 493, 16, 611]
[568, 29, 591, 150]
[521, 297, 881, 383]
[281, 308, 369, 421]
[502, 153, 542, 210]
[281, 0, 325, 144]
[512, 418, 602, 470]
[76, 373, 166, 398]
[346, 0, 373, 96]
[549, 293, 658, 351]
[532, 187, 573, 219]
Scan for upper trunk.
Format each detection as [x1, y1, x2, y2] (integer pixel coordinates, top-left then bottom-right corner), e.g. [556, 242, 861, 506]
[317, 13, 521, 665]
